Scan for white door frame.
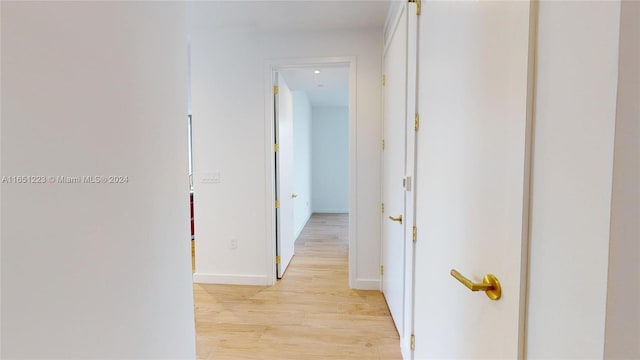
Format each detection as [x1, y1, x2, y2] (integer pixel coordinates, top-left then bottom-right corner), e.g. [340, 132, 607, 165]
[264, 56, 357, 286]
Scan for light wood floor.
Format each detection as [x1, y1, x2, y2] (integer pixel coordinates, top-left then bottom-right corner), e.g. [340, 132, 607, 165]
[193, 213, 402, 360]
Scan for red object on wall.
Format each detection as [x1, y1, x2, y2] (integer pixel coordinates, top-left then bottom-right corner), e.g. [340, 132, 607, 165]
[190, 191, 195, 239]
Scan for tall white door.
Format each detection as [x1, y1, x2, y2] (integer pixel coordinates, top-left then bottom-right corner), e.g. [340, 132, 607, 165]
[275, 73, 295, 278]
[413, 1, 534, 358]
[382, 7, 408, 335]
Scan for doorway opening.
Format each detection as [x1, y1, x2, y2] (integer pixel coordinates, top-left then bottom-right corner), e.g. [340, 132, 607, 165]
[187, 37, 196, 273]
[266, 58, 357, 285]
[188, 114, 196, 272]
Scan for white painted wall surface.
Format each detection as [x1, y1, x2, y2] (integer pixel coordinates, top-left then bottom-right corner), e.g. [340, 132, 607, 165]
[189, 3, 382, 287]
[292, 91, 313, 239]
[1, 2, 195, 358]
[527, 1, 622, 358]
[604, 1, 640, 358]
[312, 107, 350, 214]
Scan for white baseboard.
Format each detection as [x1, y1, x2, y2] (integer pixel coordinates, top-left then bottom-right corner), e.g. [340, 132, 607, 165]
[351, 278, 380, 290]
[193, 273, 269, 286]
[312, 209, 349, 214]
[294, 211, 312, 241]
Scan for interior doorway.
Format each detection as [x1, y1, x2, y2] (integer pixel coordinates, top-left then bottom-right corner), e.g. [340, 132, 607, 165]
[266, 58, 357, 284]
[188, 114, 196, 272]
[187, 37, 196, 273]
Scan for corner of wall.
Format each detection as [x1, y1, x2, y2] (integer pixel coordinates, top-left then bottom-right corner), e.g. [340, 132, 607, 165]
[352, 278, 380, 291]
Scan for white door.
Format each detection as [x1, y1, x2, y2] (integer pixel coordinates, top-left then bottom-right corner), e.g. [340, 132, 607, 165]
[413, 1, 533, 358]
[382, 7, 408, 335]
[275, 73, 295, 278]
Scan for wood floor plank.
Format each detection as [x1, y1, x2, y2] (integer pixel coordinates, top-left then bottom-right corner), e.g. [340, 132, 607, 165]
[194, 213, 401, 359]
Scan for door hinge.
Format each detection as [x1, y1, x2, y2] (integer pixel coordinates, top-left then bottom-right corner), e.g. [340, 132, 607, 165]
[410, 334, 416, 350]
[273, 85, 279, 95]
[380, 265, 384, 275]
[275, 200, 280, 209]
[276, 255, 281, 264]
[382, 139, 385, 150]
[408, 0, 421, 16]
[414, 113, 420, 131]
[381, 203, 385, 213]
[382, 74, 386, 86]
[413, 226, 417, 243]
[274, 143, 279, 152]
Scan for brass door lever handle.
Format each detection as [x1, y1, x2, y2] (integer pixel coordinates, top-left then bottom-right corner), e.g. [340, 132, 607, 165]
[388, 215, 403, 224]
[450, 269, 501, 300]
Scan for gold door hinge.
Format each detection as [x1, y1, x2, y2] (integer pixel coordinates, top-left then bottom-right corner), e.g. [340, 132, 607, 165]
[382, 75, 386, 86]
[413, 226, 417, 243]
[276, 256, 281, 264]
[275, 200, 280, 209]
[414, 113, 420, 131]
[273, 85, 279, 95]
[410, 334, 416, 350]
[274, 143, 279, 152]
[408, 0, 421, 16]
[381, 203, 385, 213]
[382, 139, 385, 150]
[380, 265, 384, 275]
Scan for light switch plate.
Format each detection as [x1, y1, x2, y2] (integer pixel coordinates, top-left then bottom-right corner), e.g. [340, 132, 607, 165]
[403, 176, 412, 191]
[201, 172, 221, 184]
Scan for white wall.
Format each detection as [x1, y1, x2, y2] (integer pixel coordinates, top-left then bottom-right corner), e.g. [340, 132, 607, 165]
[312, 107, 350, 213]
[527, 1, 622, 358]
[189, 3, 382, 288]
[1, 2, 196, 358]
[292, 91, 313, 239]
[604, 1, 640, 358]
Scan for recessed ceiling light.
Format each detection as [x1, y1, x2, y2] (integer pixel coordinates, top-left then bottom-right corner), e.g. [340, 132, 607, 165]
[314, 69, 321, 74]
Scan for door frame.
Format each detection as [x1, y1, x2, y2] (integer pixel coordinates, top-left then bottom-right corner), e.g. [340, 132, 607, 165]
[264, 56, 357, 286]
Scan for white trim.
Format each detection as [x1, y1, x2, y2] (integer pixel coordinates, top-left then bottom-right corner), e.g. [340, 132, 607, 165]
[352, 278, 380, 290]
[401, 341, 412, 360]
[264, 63, 277, 285]
[347, 58, 358, 289]
[193, 273, 269, 286]
[519, 1, 539, 357]
[264, 56, 358, 288]
[403, 2, 419, 360]
[312, 209, 349, 214]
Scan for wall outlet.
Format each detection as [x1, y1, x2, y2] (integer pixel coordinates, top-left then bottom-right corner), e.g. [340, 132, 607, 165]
[230, 238, 238, 250]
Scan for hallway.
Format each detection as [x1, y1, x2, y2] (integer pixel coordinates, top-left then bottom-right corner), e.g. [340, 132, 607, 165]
[193, 214, 401, 359]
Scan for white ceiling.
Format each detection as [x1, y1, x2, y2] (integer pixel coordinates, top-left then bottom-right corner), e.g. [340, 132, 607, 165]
[190, 0, 391, 107]
[280, 66, 349, 107]
[193, 0, 391, 31]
